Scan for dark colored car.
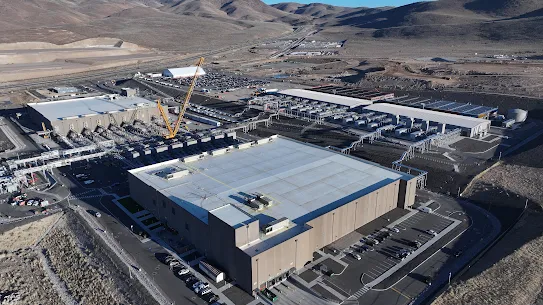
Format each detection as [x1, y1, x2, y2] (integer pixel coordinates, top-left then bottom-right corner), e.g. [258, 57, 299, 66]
[454, 250, 463, 257]
[410, 240, 422, 248]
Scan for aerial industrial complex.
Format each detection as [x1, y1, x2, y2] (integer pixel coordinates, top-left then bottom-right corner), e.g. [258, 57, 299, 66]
[128, 135, 416, 293]
[0, 60, 532, 305]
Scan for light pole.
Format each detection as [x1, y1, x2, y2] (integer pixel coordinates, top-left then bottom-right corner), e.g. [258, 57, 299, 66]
[448, 272, 451, 285]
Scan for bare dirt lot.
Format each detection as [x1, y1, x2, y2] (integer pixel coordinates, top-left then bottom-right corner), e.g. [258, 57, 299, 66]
[0, 213, 63, 305]
[40, 212, 158, 305]
[433, 161, 543, 305]
[0, 211, 157, 305]
[0, 39, 163, 82]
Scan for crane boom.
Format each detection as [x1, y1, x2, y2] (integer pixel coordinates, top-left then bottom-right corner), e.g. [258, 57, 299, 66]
[171, 57, 204, 138]
[159, 57, 204, 139]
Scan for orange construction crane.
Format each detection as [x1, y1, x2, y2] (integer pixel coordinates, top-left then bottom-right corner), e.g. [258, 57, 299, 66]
[158, 57, 204, 139]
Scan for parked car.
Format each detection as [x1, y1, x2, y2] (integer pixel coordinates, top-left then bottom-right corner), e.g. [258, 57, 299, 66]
[192, 281, 203, 290]
[94, 211, 101, 218]
[350, 252, 362, 260]
[454, 250, 463, 257]
[365, 239, 377, 246]
[199, 287, 212, 296]
[362, 245, 374, 252]
[178, 268, 190, 276]
[410, 240, 422, 249]
[390, 227, 400, 233]
[426, 229, 437, 236]
[207, 294, 220, 303]
[183, 276, 196, 283]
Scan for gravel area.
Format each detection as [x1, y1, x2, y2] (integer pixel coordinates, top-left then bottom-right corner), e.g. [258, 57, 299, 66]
[434, 161, 543, 305]
[40, 213, 158, 305]
[0, 128, 15, 152]
[0, 214, 63, 305]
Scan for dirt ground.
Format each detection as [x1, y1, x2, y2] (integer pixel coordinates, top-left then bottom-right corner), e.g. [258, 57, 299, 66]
[0, 213, 63, 305]
[433, 162, 543, 305]
[40, 213, 158, 305]
[0, 211, 157, 305]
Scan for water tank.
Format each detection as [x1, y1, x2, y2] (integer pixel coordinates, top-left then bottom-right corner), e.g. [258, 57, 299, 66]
[507, 109, 528, 123]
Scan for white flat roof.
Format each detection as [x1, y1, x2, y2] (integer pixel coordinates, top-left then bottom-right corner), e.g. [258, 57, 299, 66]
[28, 95, 156, 122]
[279, 89, 372, 108]
[130, 136, 411, 229]
[163, 67, 206, 78]
[364, 103, 491, 129]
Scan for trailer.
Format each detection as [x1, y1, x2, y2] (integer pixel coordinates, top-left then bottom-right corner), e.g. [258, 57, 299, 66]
[199, 260, 225, 283]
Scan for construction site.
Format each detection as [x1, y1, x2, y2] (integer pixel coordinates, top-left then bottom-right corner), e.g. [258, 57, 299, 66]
[0, 53, 541, 305]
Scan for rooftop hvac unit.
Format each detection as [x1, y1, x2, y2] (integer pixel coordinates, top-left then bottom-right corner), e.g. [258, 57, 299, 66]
[255, 192, 273, 206]
[165, 169, 190, 180]
[236, 142, 252, 150]
[246, 197, 264, 210]
[263, 217, 289, 235]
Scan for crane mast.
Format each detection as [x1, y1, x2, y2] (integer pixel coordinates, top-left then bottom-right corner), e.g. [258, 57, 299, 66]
[158, 57, 204, 139]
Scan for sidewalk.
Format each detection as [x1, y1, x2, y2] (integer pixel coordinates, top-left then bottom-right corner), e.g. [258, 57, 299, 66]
[110, 196, 236, 305]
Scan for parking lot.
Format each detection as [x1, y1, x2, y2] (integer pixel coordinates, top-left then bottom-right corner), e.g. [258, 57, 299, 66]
[322, 210, 456, 296]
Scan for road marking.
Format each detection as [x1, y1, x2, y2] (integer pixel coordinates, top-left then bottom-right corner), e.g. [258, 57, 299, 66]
[391, 287, 412, 300]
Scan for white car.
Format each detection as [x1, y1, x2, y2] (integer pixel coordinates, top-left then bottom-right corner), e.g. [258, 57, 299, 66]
[350, 253, 361, 260]
[94, 211, 101, 218]
[390, 227, 400, 233]
[427, 229, 437, 236]
[199, 287, 212, 296]
[178, 268, 190, 276]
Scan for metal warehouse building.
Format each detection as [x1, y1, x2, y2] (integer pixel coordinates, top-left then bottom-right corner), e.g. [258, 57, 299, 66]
[128, 135, 417, 294]
[162, 66, 206, 79]
[28, 95, 160, 136]
[278, 89, 374, 109]
[364, 103, 491, 138]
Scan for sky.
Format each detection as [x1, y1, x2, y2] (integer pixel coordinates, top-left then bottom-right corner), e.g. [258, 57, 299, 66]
[263, 0, 421, 7]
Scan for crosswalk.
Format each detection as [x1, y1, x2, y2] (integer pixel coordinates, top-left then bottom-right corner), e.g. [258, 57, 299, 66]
[350, 286, 370, 299]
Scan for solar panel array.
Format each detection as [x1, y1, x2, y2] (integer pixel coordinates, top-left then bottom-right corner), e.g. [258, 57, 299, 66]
[386, 96, 498, 117]
[310, 85, 394, 101]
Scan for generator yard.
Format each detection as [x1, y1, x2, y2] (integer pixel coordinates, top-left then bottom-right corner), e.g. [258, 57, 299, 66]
[0, 56, 541, 305]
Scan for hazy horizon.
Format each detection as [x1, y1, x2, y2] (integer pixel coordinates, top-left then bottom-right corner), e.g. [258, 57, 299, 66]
[263, 0, 423, 7]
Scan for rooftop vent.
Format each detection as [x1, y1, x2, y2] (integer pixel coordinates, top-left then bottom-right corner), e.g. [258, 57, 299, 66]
[255, 192, 273, 207]
[245, 196, 263, 210]
[263, 217, 289, 235]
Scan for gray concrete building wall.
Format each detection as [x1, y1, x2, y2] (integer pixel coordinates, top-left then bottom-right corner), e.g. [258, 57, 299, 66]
[128, 170, 416, 294]
[30, 106, 160, 136]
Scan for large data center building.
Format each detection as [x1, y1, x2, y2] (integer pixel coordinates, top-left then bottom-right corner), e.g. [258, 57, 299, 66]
[128, 135, 417, 294]
[28, 95, 160, 136]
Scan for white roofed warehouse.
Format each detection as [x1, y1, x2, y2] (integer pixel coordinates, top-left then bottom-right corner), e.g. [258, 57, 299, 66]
[128, 135, 418, 294]
[27, 95, 160, 136]
[363, 103, 491, 138]
[162, 66, 206, 79]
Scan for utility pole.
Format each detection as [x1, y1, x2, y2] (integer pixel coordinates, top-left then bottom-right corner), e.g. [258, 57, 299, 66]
[448, 272, 452, 285]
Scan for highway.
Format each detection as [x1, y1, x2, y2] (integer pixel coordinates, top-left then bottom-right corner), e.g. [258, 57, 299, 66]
[0, 26, 313, 93]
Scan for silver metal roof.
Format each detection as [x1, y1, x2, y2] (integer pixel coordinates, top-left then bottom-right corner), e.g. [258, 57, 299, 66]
[130, 136, 410, 230]
[364, 103, 491, 129]
[28, 95, 157, 122]
[162, 67, 206, 78]
[279, 89, 373, 108]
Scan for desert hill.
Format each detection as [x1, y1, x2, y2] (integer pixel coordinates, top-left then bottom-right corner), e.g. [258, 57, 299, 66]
[0, 0, 542, 51]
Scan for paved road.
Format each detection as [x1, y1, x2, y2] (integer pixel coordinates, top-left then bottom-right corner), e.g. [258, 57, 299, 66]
[0, 26, 313, 93]
[356, 191, 500, 305]
[47, 165, 215, 305]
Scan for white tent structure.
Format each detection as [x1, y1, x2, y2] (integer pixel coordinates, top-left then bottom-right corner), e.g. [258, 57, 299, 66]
[162, 66, 206, 79]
